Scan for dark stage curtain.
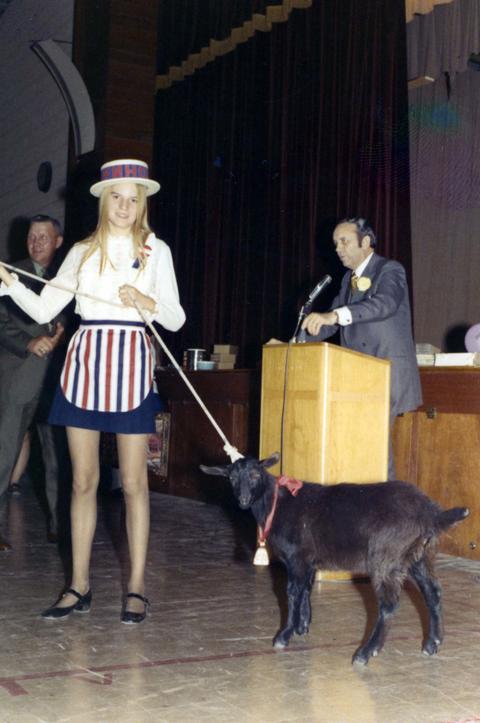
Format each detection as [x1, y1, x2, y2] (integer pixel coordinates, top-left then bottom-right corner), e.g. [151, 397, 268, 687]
[153, 0, 411, 368]
[157, 0, 275, 75]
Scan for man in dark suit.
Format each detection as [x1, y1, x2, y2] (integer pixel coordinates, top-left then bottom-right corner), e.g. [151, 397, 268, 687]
[0, 215, 65, 550]
[301, 217, 421, 479]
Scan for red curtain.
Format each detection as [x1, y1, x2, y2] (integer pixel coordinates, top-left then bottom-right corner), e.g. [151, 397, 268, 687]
[153, 0, 411, 367]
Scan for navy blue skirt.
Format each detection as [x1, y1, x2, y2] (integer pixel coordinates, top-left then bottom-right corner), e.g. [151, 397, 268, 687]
[48, 385, 164, 434]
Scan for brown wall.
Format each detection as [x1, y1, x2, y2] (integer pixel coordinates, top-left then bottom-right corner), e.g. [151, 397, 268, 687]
[103, 1, 159, 164]
[67, 0, 160, 241]
[73, 0, 159, 165]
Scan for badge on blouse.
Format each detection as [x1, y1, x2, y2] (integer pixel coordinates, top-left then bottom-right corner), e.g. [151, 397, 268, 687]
[132, 243, 152, 269]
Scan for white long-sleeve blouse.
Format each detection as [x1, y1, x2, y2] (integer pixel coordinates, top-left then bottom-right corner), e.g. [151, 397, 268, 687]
[0, 233, 186, 331]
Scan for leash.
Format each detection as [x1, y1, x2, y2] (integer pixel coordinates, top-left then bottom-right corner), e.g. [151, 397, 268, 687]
[0, 261, 244, 463]
[128, 292, 244, 463]
[0, 261, 125, 308]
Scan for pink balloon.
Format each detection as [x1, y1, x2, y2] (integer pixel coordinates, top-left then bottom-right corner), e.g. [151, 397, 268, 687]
[465, 324, 480, 352]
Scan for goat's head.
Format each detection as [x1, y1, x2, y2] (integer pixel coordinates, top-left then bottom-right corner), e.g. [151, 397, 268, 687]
[200, 452, 280, 509]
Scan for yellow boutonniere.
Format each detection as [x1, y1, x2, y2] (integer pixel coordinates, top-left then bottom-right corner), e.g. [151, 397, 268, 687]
[356, 276, 371, 292]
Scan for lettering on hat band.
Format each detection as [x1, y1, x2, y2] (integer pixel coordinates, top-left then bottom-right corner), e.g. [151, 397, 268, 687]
[101, 163, 149, 182]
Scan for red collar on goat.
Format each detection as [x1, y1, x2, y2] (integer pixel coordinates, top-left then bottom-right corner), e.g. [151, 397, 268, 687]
[259, 475, 304, 542]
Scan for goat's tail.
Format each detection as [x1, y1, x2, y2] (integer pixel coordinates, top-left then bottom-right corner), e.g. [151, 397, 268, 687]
[437, 507, 469, 532]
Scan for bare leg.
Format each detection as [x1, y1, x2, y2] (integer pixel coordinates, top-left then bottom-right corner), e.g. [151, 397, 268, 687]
[9, 432, 30, 485]
[53, 427, 100, 608]
[116, 433, 150, 614]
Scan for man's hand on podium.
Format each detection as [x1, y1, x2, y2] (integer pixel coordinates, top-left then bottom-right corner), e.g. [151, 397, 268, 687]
[301, 311, 338, 336]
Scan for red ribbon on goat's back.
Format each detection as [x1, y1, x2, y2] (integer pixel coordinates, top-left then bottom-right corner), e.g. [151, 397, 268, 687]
[277, 474, 304, 496]
[259, 475, 304, 542]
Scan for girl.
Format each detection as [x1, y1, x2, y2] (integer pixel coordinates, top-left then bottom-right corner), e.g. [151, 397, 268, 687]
[0, 159, 185, 623]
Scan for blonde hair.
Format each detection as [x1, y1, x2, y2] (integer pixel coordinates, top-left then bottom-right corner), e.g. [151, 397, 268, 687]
[79, 183, 152, 272]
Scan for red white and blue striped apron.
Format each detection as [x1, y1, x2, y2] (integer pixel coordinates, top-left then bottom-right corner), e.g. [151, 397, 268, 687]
[61, 320, 153, 413]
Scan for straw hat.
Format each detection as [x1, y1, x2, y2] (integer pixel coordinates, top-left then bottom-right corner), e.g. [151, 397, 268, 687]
[90, 159, 160, 197]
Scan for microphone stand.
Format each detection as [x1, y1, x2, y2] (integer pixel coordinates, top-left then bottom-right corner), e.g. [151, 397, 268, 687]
[291, 301, 312, 343]
[290, 275, 332, 343]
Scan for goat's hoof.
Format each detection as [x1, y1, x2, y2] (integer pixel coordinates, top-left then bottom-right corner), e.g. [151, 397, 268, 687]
[352, 651, 369, 666]
[422, 638, 440, 656]
[295, 623, 309, 636]
[352, 646, 379, 666]
[273, 634, 289, 649]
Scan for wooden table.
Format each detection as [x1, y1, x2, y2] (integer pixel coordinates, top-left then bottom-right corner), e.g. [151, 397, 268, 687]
[393, 367, 480, 560]
[154, 369, 260, 503]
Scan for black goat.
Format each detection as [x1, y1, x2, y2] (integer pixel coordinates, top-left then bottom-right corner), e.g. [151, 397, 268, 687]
[200, 453, 469, 665]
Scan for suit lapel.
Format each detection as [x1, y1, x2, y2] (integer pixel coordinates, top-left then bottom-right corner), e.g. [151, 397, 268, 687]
[340, 271, 352, 304]
[17, 258, 44, 294]
[12, 258, 51, 331]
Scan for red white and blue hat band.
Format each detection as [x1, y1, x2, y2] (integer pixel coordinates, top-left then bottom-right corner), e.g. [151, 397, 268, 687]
[90, 158, 160, 197]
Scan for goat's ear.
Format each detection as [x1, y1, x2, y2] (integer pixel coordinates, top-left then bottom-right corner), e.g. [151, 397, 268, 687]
[199, 464, 230, 477]
[260, 452, 280, 469]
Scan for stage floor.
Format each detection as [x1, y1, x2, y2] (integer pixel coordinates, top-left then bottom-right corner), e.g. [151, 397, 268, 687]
[0, 481, 479, 723]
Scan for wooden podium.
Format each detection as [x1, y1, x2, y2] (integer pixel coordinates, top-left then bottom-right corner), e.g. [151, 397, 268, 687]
[260, 342, 391, 484]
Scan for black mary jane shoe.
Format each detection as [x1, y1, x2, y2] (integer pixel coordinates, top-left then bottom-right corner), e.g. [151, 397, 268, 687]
[121, 592, 150, 625]
[41, 588, 92, 619]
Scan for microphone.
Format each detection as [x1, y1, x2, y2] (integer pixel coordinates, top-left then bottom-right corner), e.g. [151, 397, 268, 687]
[304, 274, 332, 311]
[291, 274, 332, 343]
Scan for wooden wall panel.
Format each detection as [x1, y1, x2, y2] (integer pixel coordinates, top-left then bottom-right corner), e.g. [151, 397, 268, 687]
[67, 0, 160, 240]
[155, 370, 260, 503]
[393, 369, 480, 561]
[392, 412, 418, 483]
[103, 3, 159, 164]
[73, 0, 159, 165]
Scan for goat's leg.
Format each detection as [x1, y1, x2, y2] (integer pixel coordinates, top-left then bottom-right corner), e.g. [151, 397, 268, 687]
[409, 557, 443, 655]
[352, 578, 400, 665]
[273, 575, 301, 648]
[296, 567, 315, 636]
[273, 563, 312, 648]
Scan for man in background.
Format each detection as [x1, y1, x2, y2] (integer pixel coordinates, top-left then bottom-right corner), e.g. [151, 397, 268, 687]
[0, 215, 66, 549]
[301, 217, 421, 480]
